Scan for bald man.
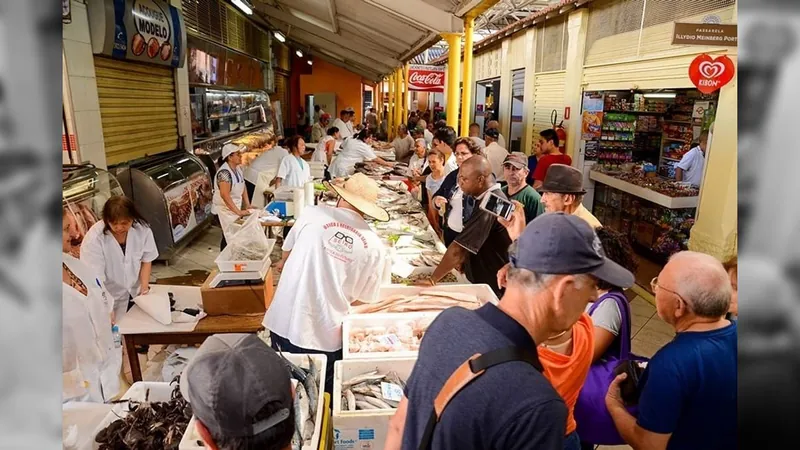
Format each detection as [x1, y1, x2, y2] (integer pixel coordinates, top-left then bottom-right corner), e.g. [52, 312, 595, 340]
[419, 156, 511, 295]
[486, 120, 507, 149]
[606, 251, 736, 450]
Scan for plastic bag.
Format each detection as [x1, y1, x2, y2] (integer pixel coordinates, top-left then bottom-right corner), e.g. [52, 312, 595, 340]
[227, 213, 271, 261]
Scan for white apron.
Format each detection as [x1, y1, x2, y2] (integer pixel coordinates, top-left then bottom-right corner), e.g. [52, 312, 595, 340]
[62, 254, 122, 403]
[212, 162, 246, 239]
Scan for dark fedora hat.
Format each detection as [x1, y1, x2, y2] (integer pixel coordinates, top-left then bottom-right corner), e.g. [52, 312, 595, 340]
[540, 164, 586, 194]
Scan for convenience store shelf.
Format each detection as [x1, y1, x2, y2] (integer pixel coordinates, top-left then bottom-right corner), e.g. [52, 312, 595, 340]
[589, 171, 698, 209]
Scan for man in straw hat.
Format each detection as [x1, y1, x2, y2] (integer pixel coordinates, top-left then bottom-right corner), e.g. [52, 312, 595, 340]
[264, 173, 389, 393]
[540, 164, 601, 229]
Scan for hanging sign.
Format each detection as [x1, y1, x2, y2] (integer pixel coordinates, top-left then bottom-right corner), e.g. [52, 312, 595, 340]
[689, 54, 735, 94]
[673, 23, 738, 47]
[87, 0, 186, 68]
[408, 65, 446, 93]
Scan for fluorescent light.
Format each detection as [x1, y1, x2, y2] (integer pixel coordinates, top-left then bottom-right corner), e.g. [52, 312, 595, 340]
[307, 59, 313, 65]
[296, 49, 303, 58]
[643, 92, 676, 98]
[273, 31, 286, 43]
[231, 0, 252, 15]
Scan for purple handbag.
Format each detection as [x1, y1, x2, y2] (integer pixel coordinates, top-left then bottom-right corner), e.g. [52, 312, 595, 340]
[574, 291, 648, 445]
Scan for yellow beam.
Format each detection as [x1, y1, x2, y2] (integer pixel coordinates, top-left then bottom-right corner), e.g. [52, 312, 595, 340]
[394, 67, 403, 137]
[404, 63, 410, 126]
[460, 15, 475, 137]
[388, 73, 395, 140]
[442, 32, 462, 133]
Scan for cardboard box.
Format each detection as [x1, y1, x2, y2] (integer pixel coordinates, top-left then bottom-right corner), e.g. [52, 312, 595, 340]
[200, 269, 274, 316]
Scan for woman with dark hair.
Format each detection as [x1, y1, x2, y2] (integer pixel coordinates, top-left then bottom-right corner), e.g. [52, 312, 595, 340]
[213, 143, 255, 249]
[327, 128, 393, 178]
[273, 135, 312, 190]
[80, 195, 158, 321]
[313, 126, 341, 165]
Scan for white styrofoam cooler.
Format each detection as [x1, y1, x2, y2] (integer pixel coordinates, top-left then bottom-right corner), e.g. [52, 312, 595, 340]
[178, 353, 327, 450]
[342, 312, 439, 360]
[332, 358, 417, 450]
[377, 283, 499, 306]
[91, 382, 177, 449]
[214, 238, 276, 273]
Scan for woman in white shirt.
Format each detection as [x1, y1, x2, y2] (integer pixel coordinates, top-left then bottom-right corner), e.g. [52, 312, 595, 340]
[408, 138, 429, 174]
[212, 144, 255, 249]
[63, 206, 121, 403]
[80, 196, 158, 321]
[313, 126, 341, 165]
[274, 135, 312, 190]
[328, 129, 394, 179]
[424, 149, 447, 235]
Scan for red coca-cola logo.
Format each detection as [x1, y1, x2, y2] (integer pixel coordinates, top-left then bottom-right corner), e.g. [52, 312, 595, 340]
[409, 71, 444, 86]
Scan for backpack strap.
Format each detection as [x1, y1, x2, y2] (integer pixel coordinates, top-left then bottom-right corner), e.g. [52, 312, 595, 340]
[418, 347, 543, 450]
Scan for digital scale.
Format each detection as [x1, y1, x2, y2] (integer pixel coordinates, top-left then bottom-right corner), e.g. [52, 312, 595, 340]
[209, 256, 272, 288]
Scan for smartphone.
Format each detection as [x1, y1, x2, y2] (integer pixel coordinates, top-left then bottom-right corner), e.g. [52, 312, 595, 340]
[479, 192, 515, 220]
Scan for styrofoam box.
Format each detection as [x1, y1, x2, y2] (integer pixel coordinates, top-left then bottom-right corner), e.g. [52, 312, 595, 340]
[91, 382, 177, 449]
[332, 358, 417, 450]
[386, 266, 468, 285]
[343, 312, 439, 360]
[178, 353, 327, 450]
[378, 283, 499, 307]
[214, 238, 276, 273]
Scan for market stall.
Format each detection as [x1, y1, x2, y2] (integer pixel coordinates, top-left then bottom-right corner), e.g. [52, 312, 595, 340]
[62, 164, 125, 257]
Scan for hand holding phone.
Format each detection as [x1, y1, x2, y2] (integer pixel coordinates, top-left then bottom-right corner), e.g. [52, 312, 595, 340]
[479, 192, 516, 221]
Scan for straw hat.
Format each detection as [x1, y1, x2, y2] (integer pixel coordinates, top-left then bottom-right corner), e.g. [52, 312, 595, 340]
[324, 173, 389, 222]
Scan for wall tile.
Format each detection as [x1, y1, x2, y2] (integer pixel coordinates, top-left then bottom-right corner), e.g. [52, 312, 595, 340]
[68, 75, 101, 112]
[79, 141, 107, 168]
[63, 1, 91, 44]
[64, 39, 96, 78]
[74, 110, 105, 146]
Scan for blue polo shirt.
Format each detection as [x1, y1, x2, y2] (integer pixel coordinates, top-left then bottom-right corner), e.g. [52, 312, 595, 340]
[637, 322, 737, 450]
[401, 304, 566, 450]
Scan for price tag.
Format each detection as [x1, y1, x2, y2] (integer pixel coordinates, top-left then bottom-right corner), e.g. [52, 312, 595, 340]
[381, 382, 403, 402]
[376, 334, 400, 347]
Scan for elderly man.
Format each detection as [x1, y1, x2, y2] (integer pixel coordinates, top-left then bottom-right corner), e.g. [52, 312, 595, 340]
[423, 156, 510, 295]
[540, 164, 601, 229]
[502, 153, 544, 223]
[386, 213, 635, 450]
[418, 119, 434, 146]
[486, 120, 507, 148]
[311, 113, 330, 143]
[468, 122, 486, 151]
[331, 109, 354, 141]
[381, 124, 415, 164]
[484, 128, 509, 182]
[606, 251, 736, 450]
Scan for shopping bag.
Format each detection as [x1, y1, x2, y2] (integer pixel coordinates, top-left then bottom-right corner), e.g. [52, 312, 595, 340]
[227, 212, 271, 261]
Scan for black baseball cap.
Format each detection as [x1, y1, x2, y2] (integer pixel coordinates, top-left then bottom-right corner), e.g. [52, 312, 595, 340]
[180, 334, 293, 438]
[485, 128, 500, 139]
[511, 212, 635, 288]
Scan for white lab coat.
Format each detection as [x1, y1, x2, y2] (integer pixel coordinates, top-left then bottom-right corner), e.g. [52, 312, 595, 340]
[212, 162, 247, 239]
[62, 254, 122, 403]
[80, 221, 158, 320]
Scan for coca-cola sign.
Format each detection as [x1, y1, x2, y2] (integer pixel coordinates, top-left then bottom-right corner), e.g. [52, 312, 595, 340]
[408, 64, 446, 93]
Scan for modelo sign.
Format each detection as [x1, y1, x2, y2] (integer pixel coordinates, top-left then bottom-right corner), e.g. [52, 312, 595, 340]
[408, 65, 445, 93]
[88, 0, 186, 68]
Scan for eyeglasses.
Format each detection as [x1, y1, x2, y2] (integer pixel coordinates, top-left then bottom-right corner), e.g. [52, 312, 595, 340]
[334, 231, 354, 245]
[651, 277, 690, 308]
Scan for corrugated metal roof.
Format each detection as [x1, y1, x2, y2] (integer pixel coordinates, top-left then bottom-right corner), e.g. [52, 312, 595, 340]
[410, 46, 448, 64]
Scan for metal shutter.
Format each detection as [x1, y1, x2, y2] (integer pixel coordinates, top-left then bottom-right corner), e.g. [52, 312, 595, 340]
[532, 71, 565, 136]
[274, 73, 289, 127]
[94, 56, 178, 165]
[512, 69, 525, 98]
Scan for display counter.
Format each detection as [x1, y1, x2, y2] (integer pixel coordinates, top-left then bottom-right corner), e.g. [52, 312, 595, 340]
[62, 164, 125, 257]
[589, 170, 698, 209]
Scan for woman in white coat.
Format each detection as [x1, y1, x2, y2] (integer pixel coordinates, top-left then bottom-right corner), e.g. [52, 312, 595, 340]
[328, 128, 394, 178]
[212, 143, 255, 249]
[273, 135, 313, 190]
[63, 206, 122, 403]
[80, 196, 158, 321]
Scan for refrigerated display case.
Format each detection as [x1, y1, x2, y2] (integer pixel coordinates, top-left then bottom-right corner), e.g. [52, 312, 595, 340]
[62, 164, 125, 257]
[115, 150, 213, 259]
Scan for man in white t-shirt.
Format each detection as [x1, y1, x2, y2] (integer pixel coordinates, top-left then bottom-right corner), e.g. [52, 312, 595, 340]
[486, 120, 507, 149]
[331, 110, 353, 141]
[484, 128, 509, 182]
[243, 139, 288, 197]
[675, 131, 709, 187]
[264, 173, 389, 392]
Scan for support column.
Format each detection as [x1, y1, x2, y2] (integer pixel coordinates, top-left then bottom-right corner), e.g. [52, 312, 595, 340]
[403, 63, 410, 125]
[563, 8, 590, 163]
[388, 73, 395, 140]
[460, 15, 475, 136]
[442, 32, 462, 132]
[688, 78, 738, 261]
[394, 67, 403, 137]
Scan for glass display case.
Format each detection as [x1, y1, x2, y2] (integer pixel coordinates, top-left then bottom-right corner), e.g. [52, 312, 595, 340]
[62, 164, 125, 257]
[191, 87, 271, 144]
[115, 150, 213, 259]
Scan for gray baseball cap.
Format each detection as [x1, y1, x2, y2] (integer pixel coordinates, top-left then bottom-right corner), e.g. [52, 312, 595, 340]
[511, 212, 635, 288]
[180, 334, 292, 438]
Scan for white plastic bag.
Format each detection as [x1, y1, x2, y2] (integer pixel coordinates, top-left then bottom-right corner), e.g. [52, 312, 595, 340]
[227, 213, 271, 261]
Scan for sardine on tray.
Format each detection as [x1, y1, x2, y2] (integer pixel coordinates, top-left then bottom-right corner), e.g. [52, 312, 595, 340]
[340, 370, 408, 412]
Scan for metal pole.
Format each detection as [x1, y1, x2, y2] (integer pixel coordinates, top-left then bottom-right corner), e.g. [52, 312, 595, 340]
[394, 67, 403, 136]
[388, 73, 395, 140]
[404, 63, 410, 126]
[460, 15, 475, 137]
[442, 32, 462, 133]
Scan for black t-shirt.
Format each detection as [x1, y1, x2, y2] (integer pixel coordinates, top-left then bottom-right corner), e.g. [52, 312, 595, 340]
[402, 304, 567, 450]
[453, 187, 511, 296]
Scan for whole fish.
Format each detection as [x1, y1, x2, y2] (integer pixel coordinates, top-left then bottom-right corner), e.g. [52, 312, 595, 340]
[355, 401, 381, 410]
[275, 343, 308, 382]
[341, 394, 348, 411]
[303, 370, 319, 417]
[346, 389, 357, 412]
[351, 383, 374, 396]
[303, 418, 314, 442]
[363, 395, 393, 409]
[291, 428, 302, 450]
[294, 382, 310, 436]
[386, 371, 406, 390]
[343, 370, 384, 388]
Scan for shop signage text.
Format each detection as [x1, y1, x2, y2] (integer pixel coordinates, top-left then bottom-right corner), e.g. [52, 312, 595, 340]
[408, 65, 446, 93]
[689, 54, 735, 94]
[673, 23, 738, 47]
[88, 0, 186, 68]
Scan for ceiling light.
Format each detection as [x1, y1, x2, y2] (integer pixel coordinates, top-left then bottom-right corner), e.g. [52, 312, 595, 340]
[296, 49, 304, 58]
[307, 59, 313, 65]
[231, 0, 253, 15]
[273, 31, 286, 43]
[643, 92, 677, 98]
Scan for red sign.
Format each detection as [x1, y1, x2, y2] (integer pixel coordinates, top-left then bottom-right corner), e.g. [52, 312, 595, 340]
[408, 64, 445, 93]
[689, 54, 735, 94]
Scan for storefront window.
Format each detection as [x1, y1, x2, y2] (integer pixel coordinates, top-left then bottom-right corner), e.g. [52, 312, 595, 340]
[509, 69, 525, 153]
[473, 78, 501, 135]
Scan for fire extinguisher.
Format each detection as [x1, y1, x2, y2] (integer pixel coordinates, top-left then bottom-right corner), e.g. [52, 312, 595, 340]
[551, 109, 567, 152]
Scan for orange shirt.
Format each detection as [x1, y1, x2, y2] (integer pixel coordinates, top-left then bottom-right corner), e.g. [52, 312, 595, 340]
[538, 313, 595, 435]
